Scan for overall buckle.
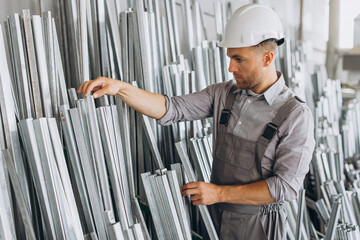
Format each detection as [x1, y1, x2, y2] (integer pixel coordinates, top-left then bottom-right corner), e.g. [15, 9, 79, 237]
[261, 122, 278, 141]
[219, 109, 231, 126]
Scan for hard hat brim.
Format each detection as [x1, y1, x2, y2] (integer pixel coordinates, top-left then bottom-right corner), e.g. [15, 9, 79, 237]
[217, 37, 285, 48]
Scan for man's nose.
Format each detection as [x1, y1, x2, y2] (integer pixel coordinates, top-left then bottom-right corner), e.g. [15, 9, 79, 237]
[228, 59, 238, 72]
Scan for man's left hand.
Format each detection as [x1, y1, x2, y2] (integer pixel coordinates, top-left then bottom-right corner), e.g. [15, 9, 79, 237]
[181, 182, 223, 206]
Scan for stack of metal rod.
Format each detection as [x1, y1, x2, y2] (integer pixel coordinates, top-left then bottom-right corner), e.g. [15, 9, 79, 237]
[141, 165, 192, 240]
[2, 10, 68, 121]
[304, 63, 360, 239]
[175, 142, 219, 240]
[0, 9, 74, 239]
[59, 95, 150, 239]
[188, 134, 213, 183]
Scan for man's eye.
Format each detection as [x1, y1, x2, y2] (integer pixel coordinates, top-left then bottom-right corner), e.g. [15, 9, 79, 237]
[235, 58, 243, 62]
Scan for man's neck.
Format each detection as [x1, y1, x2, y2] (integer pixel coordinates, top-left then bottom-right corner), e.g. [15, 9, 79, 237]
[252, 68, 279, 94]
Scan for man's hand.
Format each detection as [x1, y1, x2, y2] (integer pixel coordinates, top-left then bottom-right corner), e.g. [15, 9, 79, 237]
[77, 76, 124, 98]
[181, 182, 223, 206]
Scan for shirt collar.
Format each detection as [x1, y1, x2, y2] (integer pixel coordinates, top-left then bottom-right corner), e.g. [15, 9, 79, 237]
[232, 72, 285, 106]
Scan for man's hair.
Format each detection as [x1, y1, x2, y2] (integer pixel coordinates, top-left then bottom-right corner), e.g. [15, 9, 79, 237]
[251, 38, 278, 55]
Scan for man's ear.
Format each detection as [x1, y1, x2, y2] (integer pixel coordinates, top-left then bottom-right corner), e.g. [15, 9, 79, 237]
[263, 51, 274, 67]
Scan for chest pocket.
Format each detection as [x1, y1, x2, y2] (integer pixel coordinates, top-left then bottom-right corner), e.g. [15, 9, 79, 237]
[215, 142, 255, 170]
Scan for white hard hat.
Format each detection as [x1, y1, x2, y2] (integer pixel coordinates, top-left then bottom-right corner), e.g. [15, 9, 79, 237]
[218, 4, 284, 48]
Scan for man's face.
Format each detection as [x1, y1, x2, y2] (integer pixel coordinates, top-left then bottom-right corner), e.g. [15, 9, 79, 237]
[227, 47, 265, 92]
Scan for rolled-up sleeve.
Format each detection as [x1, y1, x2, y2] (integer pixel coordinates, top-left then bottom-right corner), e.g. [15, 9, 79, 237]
[265, 105, 315, 203]
[157, 82, 227, 126]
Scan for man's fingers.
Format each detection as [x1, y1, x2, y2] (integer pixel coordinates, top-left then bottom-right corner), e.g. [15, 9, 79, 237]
[181, 182, 201, 191]
[192, 200, 202, 206]
[190, 194, 201, 201]
[77, 81, 89, 94]
[93, 88, 108, 99]
[181, 188, 199, 197]
[84, 78, 105, 97]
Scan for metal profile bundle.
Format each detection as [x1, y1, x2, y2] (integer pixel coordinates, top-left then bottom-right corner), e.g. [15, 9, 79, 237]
[59, 95, 150, 239]
[175, 141, 219, 240]
[293, 60, 360, 238]
[18, 118, 84, 239]
[0, 24, 31, 215]
[141, 167, 192, 240]
[189, 136, 213, 183]
[285, 190, 318, 240]
[0, 9, 70, 123]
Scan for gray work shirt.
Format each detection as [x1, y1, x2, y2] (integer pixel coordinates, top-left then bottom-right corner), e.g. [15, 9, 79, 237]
[157, 72, 315, 203]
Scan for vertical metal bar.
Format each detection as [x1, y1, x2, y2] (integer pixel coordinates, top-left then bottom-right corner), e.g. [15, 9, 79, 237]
[53, 19, 69, 106]
[153, 0, 165, 82]
[97, 107, 129, 229]
[135, 0, 153, 92]
[170, 0, 181, 56]
[195, 138, 211, 182]
[166, 170, 192, 240]
[148, 174, 172, 239]
[164, 0, 177, 62]
[33, 118, 70, 239]
[47, 118, 84, 238]
[136, 111, 145, 194]
[97, 0, 110, 77]
[214, 2, 223, 40]
[141, 172, 165, 239]
[131, 198, 151, 240]
[111, 105, 133, 225]
[325, 196, 342, 240]
[108, 222, 124, 240]
[184, 0, 194, 56]
[213, 44, 222, 83]
[175, 141, 219, 240]
[87, 0, 101, 78]
[140, 173, 166, 240]
[85, 96, 114, 213]
[67, 88, 78, 108]
[194, 2, 202, 45]
[189, 138, 207, 182]
[2, 150, 36, 240]
[155, 173, 184, 239]
[18, 119, 56, 239]
[79, 0, 89, 86]
[161, 16, 170, 65]
[140, 113, 164, 169]
[123, 228, 135, 240]
[201, 41, 210, 86]
[105, 0, 123, 79]
[115, 98, 136, 198]
[0, 110, 5, 150]
[131, 223, 145, 240]
[120, 12, 129, 82]
[295, 189, 306, 240]
[8, 14, 32, 119]
[193, 46, 207, 91]
[22, 9, 43, 118]
[32, 15, 53, 117]
[59, 105, 95, 234]
[149, 12, 159, 93]
[208, 47, 215, 85]
[0, 151, 16, 239]
[69, 108, 108, 239]
[0, 26, 31, 211]
[43, 12, 57, 118]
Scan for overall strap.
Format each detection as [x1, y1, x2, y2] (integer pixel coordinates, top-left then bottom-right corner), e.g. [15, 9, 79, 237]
[255, 96, 305, 178]
[218, 84, 238, 127]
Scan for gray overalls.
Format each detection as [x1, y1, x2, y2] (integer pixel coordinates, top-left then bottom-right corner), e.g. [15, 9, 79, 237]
[208, 85, 303, 239]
